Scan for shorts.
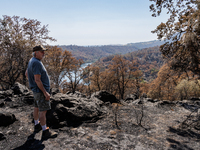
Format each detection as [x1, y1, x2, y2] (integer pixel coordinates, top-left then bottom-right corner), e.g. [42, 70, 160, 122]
[33, 92, 51, 112]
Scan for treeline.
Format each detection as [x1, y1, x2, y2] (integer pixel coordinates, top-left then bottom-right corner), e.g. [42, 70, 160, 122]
[59, 45, 138, 63]
[58, 40, 164, 63]
[93, 46, 164, 82]
[90, 45, 200, 101]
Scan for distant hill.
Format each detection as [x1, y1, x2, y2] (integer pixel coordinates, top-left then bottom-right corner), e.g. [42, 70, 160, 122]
[94, 45, 164, 82]
[126, 40, 165, 49]
[58, 40, 164, 63]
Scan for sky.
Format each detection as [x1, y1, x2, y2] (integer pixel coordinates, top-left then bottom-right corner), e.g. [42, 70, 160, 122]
[0, 0, 169, 46]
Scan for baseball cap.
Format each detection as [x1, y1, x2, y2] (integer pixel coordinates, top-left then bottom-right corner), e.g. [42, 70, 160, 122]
[33, 45, 48, 52]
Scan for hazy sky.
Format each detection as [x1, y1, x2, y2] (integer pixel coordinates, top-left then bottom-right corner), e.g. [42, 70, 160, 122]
[0, 0, 169, 46]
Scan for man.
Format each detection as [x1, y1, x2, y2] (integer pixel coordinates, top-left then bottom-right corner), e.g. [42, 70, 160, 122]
[25, 45, 57, 140]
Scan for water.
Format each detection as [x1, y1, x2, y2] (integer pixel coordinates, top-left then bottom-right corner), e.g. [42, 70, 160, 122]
[61, 63, 92, 83]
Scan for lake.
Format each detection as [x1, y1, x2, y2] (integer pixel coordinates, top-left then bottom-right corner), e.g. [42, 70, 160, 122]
[61, 62, 92, 83]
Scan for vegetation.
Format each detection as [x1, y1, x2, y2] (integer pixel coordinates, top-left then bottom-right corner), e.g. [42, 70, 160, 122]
[59, 40, 164, 63]
[43, 46, 74, 88]
[1, 0, 200, 101]
[147, 0, 200, 100]
[150, 0, 200, 75]
[0, 15, 55, 89]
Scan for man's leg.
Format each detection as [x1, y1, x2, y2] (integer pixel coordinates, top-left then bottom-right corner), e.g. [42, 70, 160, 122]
[33, 107, 42, 133]
[39, 110, 57, 140]
[39, 110, 47, 130]
[37, 93, 57, 140]
[33, 92, 40, 126]
[33, 107, 39, 121]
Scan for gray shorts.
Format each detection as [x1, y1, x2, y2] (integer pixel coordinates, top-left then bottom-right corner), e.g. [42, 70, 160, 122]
[33, 92, 51, 112]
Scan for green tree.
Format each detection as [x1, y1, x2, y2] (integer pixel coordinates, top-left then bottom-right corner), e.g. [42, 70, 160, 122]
[175, 79, 200, 100]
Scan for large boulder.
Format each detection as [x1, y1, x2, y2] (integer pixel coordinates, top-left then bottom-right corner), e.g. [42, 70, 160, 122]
[11, 82, 29, 95]
[48, 92, 105, 128]
[0, 112, 16, 126]
[91, 91, 119, 103]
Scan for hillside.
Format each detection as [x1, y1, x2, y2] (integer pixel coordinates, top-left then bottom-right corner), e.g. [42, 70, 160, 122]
[94, 46, 164, 82]
[126, 40, 165, 49]
[58, 40, 164, 63]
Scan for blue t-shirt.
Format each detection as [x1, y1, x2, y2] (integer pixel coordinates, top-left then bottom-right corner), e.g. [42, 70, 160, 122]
[27, 57, 50, 93]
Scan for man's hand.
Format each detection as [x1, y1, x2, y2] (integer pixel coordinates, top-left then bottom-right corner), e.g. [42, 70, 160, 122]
[34, 74, 50, 101]
[44, 91, 50, 101]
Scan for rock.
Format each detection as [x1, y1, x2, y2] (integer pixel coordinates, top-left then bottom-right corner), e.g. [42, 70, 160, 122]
[23, 95, 34, 105]
[146, 98, 158, 103]
[11, 82, 29, 95]
[91, 90, 119, 103]
[51, 88, 60, 95]
[0, 112, 16, 126]
[0, 101, 5, 107]
[66, 91, 86, 98]
[189, 97, 200, 101]
[0, 132, 5, 141]
[0, 90, 13, 99]
[125, 97, 134, 101]
[141, 93, 147, 98]
[125, 94, 138, 101]
[48, 92, 104, 128]
[4, 97, 12, 102]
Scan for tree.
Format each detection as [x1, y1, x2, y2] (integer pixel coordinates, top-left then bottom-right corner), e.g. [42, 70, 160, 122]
[0, 15, 56, 89]
[43, 46, 74, 88]
[100, 68, 116, 94]
[149, 0, 200, 76]
[61, 59, 85, 94]
[108, 55, 141, 100]
[90, 66, 102, 91]
[175, 79, 200, 100]
[82, 65, 92, 96]
[147, 63, 192, 100]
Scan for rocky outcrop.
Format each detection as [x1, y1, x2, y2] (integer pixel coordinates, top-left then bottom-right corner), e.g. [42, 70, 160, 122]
[1, 83, 200, 150]
[47, 92, 107, 128]
[11, 82, 29, 95]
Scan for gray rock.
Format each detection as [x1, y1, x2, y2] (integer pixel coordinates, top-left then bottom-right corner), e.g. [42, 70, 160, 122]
[0, 132, 5, 141]
[0, 112, 16, 126]
[91, 90, 119, 103]
[0, 89, 13, 99]
[48, 92, 104, 128]
[11, 82, 29, 95]
[51, 88, 60, 95]
[66, 91, 86, 98]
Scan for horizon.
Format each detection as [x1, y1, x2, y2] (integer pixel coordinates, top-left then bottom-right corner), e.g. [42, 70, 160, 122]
[55, 39, 163, 47]
[0, 0, 169, 46]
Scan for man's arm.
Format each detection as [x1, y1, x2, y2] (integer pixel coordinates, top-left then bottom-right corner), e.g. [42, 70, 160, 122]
[25, 70, 28, 79]
[34, 74, 50, 101]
